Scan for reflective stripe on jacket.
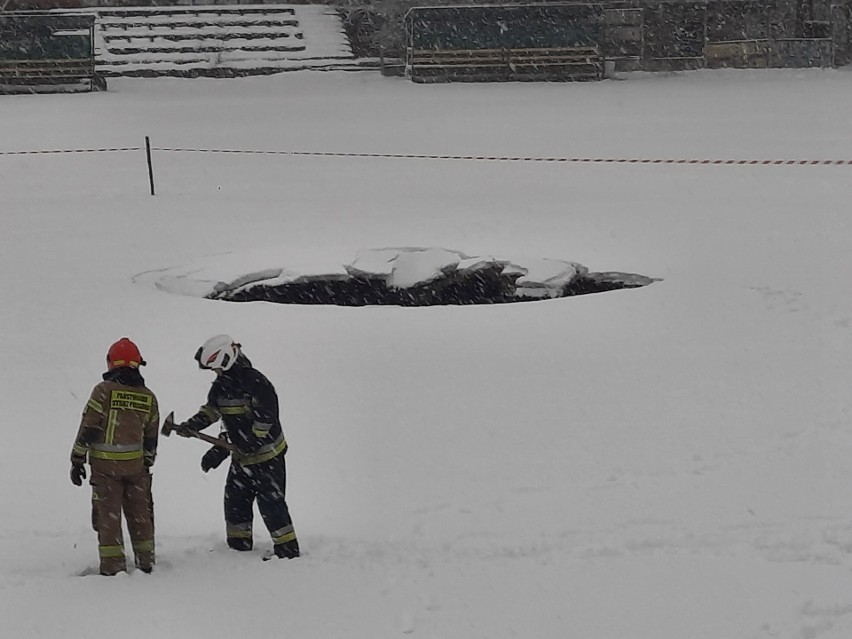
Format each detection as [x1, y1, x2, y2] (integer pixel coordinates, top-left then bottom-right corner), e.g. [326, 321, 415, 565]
[232, 431, 288, 466]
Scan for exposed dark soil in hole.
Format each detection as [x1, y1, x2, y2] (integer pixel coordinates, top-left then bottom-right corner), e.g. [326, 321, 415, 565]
[209, 268, 656, 307]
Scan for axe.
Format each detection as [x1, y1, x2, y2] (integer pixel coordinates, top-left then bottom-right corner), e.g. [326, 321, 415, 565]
[161, 411, 237, 452]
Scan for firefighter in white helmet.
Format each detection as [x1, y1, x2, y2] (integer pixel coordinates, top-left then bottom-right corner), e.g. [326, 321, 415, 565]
[177, 335, 299, 559]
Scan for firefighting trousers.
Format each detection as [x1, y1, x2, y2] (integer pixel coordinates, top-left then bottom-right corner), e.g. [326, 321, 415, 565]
[224, 454, 296, 552]
[90, 469, 154, 574]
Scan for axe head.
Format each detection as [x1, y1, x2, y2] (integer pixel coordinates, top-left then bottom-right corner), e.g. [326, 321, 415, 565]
[161, 411, 176, 437]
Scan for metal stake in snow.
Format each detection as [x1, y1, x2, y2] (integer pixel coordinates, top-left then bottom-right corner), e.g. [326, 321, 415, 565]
[145, 136, 155, 196]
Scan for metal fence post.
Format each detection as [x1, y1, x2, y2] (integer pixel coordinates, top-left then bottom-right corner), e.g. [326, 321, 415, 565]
[145, 136, 155, 196]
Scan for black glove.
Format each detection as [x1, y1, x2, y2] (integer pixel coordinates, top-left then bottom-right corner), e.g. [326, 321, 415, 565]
[175, 421, 196, 437]
[70, 463, 87, 486]
[200, 446, 230, 472]
[143, 436, 156, 468]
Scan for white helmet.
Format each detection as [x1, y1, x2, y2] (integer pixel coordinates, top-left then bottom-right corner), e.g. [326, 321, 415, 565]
[195, 334, 240, 371]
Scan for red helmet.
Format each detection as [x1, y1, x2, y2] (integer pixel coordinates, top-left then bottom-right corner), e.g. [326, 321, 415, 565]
[107, 338, 145, 370]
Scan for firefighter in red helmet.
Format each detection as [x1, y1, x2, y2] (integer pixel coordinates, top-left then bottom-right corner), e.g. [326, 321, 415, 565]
[70, 338, 160, 575]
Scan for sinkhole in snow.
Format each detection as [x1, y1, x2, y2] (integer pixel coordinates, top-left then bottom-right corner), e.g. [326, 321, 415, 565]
[196, 248, 657, 307]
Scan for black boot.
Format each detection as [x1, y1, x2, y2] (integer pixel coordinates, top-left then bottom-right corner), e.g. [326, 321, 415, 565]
[228, 538, 253, 552]
[273, 539, 300, 559]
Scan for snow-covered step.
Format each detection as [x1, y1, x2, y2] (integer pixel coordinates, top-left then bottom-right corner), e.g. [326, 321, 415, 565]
[100, 49, 353, 64]
[98, 12, 296, 20]
[103, 35, 302, 44]
[103, 42, 307, 56]
[103, 26, 303, 40]
[98, 16, 300, 29]
[95, 58, 365, 78]
[96, 6, 297, 18]
[99, 19, 299, 33]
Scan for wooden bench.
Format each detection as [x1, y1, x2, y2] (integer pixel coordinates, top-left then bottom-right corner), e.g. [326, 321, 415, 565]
[0, 58, 104, 91]
[407, 46, 604, 82]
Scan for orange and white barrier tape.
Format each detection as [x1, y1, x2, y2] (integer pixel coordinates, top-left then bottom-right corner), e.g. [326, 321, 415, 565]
[152, 148, 852, 166]
[1, 145, 850, 166]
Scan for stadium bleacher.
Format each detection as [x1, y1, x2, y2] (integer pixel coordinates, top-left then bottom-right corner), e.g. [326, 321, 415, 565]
[66, 4, 364, 77]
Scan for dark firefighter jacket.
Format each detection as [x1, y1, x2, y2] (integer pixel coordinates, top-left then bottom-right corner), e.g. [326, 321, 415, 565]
[71, 367, 159, 476]
[185, 355, 288, 466]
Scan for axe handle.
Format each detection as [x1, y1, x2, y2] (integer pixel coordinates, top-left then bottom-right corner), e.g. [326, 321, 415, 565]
[163, 411, 237, 452]
[191, 430, 238, 452]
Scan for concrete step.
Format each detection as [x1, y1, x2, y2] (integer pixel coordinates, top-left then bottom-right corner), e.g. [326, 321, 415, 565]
[101, 20, 300, 30]
[103, 43, 308, 55]
[103, 27, 303, 40]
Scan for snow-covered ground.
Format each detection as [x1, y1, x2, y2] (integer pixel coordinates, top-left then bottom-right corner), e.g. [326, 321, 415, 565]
[3, 67, 852, 638]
